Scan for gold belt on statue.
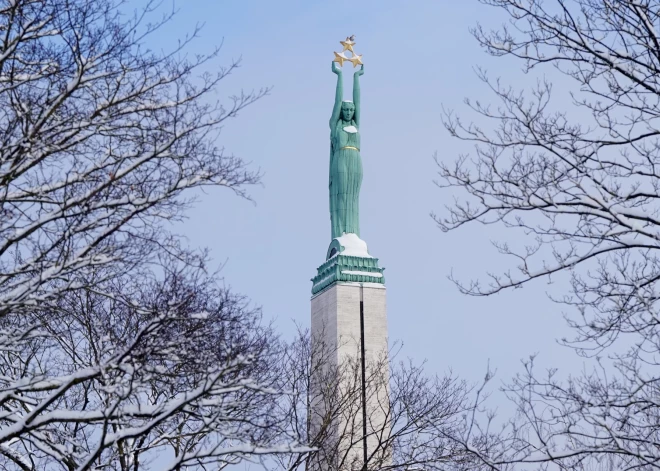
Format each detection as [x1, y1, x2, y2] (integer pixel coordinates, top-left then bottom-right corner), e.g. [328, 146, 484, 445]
[341, 146, 360, 151]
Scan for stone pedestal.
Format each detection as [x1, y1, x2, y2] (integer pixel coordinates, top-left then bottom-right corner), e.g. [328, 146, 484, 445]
[311, 283, 387, 367]
[310, 275, 390, 470]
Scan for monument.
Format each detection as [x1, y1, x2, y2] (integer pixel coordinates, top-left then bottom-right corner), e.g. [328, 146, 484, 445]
[310, 38, 389, 471]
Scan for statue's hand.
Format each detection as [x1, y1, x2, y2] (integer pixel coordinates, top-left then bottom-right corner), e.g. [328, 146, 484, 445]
[332, 61, 342, 75]
[354, 65, 364, 77]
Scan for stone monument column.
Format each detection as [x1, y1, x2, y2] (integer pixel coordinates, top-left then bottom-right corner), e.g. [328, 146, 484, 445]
[310, 37, 390, 471]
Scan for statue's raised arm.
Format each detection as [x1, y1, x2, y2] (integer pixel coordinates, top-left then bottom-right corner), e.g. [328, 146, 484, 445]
[353, 65, 364, 128]
[330, 61, 343, 128]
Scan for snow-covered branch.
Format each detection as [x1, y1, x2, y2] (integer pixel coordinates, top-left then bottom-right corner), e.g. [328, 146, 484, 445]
[0, 1, 301, 469]
[437, 1, 660, 469]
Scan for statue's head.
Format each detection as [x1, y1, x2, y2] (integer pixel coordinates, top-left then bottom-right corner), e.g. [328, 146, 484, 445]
[341, 101, 355, 121]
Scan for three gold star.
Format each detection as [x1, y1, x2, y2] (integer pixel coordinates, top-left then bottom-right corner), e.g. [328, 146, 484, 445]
[348, 53, 363, 67]
[340, 38, 355, 53]
[333, 51, 348, 67]
[333, 36, 363, 68]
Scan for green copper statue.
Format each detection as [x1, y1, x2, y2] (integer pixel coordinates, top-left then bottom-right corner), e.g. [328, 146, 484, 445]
[312, 40, 385, 293]
[329, 60, 365, 240]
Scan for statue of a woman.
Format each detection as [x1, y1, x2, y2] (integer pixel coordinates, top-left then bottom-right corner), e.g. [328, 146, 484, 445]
[329, 61, 365, 240]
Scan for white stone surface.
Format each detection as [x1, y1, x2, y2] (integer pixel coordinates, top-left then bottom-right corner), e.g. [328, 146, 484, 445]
[311, 283, 388, 365]
[310, 282, 390, 470]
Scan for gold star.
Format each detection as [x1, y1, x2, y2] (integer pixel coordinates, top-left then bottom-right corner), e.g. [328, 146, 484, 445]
[340, 39, 355, 52]
[333, 51, 348, 67]
[349, 53, 363, 68]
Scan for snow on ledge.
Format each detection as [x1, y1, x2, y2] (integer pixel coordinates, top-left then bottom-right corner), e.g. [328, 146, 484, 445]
[342, 270, 382, 278]
[335, 233, 372, 258]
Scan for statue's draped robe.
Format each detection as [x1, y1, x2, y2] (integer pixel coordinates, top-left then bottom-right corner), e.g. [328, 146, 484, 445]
[329, 120, 362, 239]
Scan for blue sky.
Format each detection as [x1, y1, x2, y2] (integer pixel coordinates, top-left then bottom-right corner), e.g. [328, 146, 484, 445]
[149, 0, 582, 394]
